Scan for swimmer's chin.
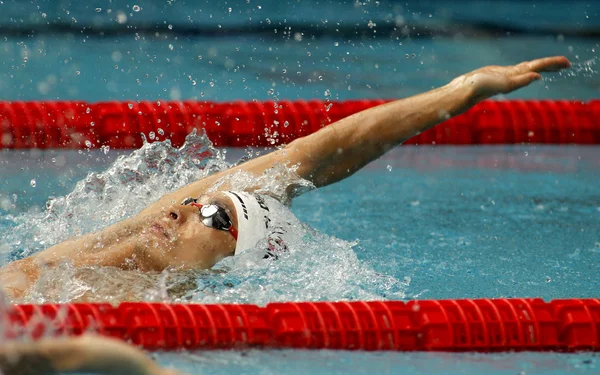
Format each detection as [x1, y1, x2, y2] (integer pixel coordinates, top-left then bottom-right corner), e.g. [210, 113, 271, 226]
[131, 237, 219, 272]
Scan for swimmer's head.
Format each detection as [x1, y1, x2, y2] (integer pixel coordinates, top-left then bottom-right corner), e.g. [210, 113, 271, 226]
[136, 191, 287, 271]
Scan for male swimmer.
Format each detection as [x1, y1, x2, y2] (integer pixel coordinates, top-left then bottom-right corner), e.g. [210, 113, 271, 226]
[0, 56, 571, 301]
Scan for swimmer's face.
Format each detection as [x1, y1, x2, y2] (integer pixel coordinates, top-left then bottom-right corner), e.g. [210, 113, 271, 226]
[136, 193, 237, 270]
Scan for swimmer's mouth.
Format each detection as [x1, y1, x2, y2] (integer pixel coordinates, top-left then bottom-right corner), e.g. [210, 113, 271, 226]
[151, 223, 170, 239]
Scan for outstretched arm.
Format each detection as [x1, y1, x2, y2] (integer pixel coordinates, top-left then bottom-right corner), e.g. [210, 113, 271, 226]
[285, 56, 570, 187]
[142, 56, 570, 214]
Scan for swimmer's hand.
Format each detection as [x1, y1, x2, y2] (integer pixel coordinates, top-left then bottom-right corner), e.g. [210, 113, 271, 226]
[453, 56, 571, 102]
[0, 335, 184, 375]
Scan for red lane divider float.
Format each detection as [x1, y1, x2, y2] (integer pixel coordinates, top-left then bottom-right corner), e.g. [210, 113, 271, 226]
[4, 299, 599, 352]
[0, 100, 599, 149]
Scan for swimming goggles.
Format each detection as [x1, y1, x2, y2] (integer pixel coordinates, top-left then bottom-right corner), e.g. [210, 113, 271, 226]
[181, 197, 238, 240]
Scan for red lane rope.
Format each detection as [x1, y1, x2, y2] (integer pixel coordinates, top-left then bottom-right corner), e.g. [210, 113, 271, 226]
[1, 100, 599, 149]
[4, 299, 600, 352]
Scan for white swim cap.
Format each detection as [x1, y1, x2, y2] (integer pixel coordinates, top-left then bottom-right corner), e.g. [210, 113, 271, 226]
[223, 191, 287, 256]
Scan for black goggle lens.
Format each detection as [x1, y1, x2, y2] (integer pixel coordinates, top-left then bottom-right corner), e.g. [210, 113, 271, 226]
[182, 198, 232, 231]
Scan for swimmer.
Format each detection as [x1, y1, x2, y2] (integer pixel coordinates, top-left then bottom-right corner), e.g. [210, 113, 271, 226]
[0, 335, 184, 375]
[0, 56, 571, 300]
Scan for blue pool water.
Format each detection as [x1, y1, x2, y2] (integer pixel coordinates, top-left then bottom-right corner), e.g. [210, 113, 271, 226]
[157, 350, 599, 375]
[1, 35, 597, 102]
[0, 0, 599, 373]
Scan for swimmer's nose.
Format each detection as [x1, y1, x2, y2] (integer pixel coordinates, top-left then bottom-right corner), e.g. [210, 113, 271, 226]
[167, 207, 183, 223]
[168, 205, 197, 224]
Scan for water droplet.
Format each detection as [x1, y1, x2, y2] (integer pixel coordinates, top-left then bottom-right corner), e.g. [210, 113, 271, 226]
[128, 103, 133, 109]
[86, 107, 91, 114]
[116, 11, 127, 24]
[30, 179, 36, 187]
[149, 132, 155, 140]
[85, 140, 92, 148]
[41, 12, 47, 18]
[386, 165, 393, 171]
[157, 128, 164, 135]
[132, 5, 141, 12]
[95, 8, 102, 12]
[168, 24, 173, 30]
[168, 44, 174, 51]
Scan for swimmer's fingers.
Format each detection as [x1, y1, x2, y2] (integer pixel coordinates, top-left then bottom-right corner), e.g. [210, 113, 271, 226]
[514, 56, 571, 74]
[464, 56, 571, 100]
[503, 72, 542, 93]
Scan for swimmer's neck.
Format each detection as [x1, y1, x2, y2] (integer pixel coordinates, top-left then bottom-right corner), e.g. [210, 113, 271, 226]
[35, 217, 150, 271]
[0, 217, 161, 301]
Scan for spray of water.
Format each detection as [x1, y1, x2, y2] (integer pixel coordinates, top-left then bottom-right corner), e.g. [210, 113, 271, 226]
[1, 131, 406, 306]
[547, 57, 597, 81]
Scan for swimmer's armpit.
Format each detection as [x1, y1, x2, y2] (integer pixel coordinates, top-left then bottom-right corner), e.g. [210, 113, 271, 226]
[0, 336, 185, 375]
